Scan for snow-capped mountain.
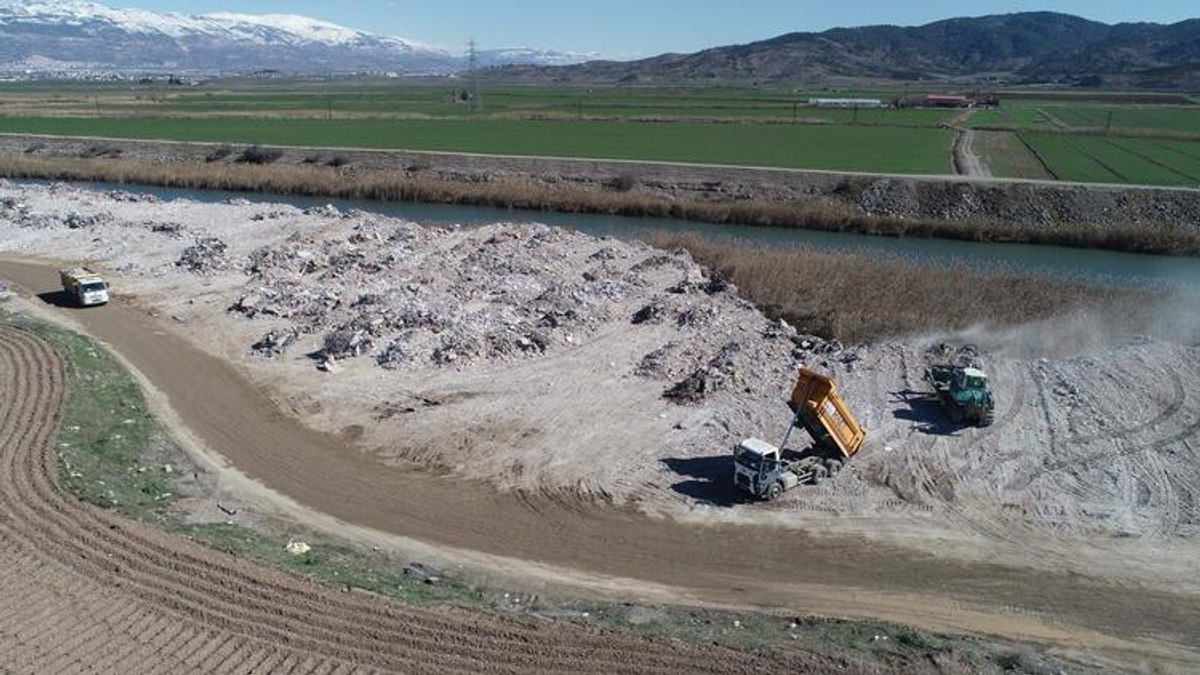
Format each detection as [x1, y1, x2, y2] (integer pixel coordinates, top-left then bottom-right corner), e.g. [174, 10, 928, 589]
[0, 0, 596, 75]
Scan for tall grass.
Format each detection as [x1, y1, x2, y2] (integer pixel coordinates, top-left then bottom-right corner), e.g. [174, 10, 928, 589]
[646, 232, 1146, 343]
[1, 153, 1198, 255]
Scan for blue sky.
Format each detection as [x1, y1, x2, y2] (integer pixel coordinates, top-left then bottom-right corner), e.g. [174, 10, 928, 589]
[117, 1, 1198, 57]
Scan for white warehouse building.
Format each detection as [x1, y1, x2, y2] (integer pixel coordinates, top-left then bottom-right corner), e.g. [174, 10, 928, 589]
[807, 98, 888, 108]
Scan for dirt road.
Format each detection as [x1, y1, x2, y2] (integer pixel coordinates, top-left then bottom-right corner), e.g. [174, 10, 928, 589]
[1, 324, 844, 674]
[2, 260, 1198, 670]
[953, 130, 992, 178]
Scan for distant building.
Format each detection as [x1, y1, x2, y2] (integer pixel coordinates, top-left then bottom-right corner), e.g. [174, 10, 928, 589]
[808, 98, 887, 108]
[924, 94, 975, 108]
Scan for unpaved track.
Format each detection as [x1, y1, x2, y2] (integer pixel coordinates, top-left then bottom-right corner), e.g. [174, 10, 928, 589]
[954, 130, 991, 178]
[0, 325, 819, 674]
[3, 260, 1199, 667]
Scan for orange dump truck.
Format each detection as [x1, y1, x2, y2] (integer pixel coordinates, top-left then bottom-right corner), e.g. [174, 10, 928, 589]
[733, 368, 867, 500]
[787, 368, 867, 460]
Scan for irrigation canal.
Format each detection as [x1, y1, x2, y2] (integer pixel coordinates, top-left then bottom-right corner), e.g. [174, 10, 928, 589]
[31, 180, 1200, 293]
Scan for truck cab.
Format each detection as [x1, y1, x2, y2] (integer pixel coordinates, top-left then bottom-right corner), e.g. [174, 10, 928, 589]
[59, 267, 109, 307]
[733, 438, 800, 501]
[953, 367, 989, 397]
[75, 278, 109, 306]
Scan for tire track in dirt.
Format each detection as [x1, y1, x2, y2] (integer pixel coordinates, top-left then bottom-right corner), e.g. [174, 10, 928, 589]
[1010, 355, 1196, 544]
[900, 360, 1049, 554]
[0, 326, 819, 674]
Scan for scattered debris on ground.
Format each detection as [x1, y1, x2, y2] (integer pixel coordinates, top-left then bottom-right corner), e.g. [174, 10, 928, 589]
[1, 181, 1197, 581]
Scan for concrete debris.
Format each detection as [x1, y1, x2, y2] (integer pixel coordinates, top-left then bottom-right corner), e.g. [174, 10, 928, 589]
[251, 327, 305, 357]
[150, 222, 184, 237]
[322, 326, 373, 360]
[284, 540, 311, 555]
[227, 222, 728, 370]
[632, 302, 666, 325]
[177, 236, 231, 274]
[663, 342, 742, 404]
[303, 204, 342, 218]
[106, 190, 159, 203]
[402, 562, 443, 585]
[63, 211, 109, 229]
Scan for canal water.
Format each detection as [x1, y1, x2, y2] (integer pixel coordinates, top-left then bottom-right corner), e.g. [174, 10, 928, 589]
[38, 180, 1200, 293]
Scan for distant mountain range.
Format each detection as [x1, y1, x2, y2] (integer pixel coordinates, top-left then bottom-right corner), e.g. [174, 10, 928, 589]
[497, 12, 1200, 89]
[0, 0, 594, 76]
[1, 5, 1196, 88]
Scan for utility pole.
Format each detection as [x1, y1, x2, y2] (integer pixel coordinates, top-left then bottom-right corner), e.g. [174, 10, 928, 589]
[468, 39, 482, 115]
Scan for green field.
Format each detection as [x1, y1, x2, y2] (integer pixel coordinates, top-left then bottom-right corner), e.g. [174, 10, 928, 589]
[1050, 105, 1200, 134]
[0, 81, 959, 126]
[2, 80, 1200, 186]
[1020, 132, 1200, 185]
[969, 100, 1200, 136]
[968, 105, 1052, 130]
[973, 131, 1052, 180]
[0, 115, 955, 173]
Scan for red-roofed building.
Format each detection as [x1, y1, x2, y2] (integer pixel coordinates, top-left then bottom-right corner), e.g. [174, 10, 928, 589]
[924, 94, 975, 108]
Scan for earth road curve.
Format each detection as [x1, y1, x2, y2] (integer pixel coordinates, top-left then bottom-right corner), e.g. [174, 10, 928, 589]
[2, 259, 1198, 667]
[0, 324, 823, 674]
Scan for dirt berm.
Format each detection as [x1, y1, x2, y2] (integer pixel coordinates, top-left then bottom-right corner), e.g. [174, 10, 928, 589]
[4, 133, 1200, 235]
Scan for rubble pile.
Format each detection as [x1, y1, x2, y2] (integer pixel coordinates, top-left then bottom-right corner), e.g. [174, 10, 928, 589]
[63, 211, 110, 229]
[106, 190, 159, 204]
[177, 236, 232, 274]
[1, 197, 118, 230]
[663, 342, 742, 403]
[218, 216, 843, 405]
[228, 221, 752, 372]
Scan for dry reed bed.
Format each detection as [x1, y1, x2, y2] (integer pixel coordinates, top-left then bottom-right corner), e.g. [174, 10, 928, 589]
[646, 232, 1150, 343]
[1, 153, 1198, 256]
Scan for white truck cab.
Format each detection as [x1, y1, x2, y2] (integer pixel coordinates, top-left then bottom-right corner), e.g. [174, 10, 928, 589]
[733, 438, 803, 501]
[60, 267, 109, 307]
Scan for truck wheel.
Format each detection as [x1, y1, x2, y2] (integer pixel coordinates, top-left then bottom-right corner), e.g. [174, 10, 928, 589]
[825, 459, 843, 477]
[812, 465, 828, 485]
[979, 409, 995, 427]
[766, 482, 783, 501]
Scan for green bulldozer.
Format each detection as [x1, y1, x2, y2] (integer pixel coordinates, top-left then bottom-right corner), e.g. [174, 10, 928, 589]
[924, 364, 995, 427]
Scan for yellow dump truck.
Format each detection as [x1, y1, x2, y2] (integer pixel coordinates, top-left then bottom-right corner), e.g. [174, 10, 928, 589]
[733, 368, 866, 500]
[59, 267, 109, 307]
